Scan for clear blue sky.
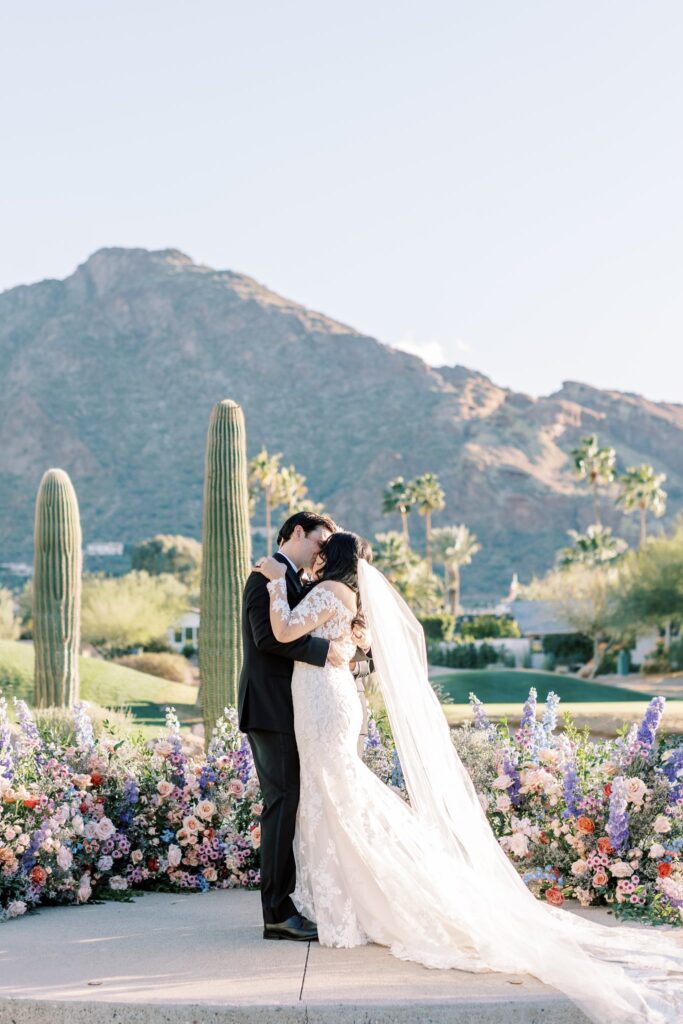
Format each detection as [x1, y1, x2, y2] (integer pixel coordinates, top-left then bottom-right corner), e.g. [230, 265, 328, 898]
[1, 1, 681, 402]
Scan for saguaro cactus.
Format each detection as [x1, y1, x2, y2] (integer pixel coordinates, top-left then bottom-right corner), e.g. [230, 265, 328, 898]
[33, 468, 82, 707]
[200, 400, 251, 741]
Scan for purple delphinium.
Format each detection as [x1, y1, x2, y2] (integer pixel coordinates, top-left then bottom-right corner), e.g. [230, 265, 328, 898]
[541, 691, 560, 740]
[364, 716, 382, 751]
[658, 747, 683, 804]
[607, 776, 630, 853]
[635, 696, 666, 753]
[502, 749, 521, 806]
[562, 755, 582, 818]
[469, 693, 496, 739]
[515, 688, 537, 760]
[72, 702, 95, 750]
[0, 691, 13, 779]
[13, 698, 43, 757]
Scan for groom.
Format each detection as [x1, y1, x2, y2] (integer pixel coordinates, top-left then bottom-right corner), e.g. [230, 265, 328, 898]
[238, 510, 344, 941]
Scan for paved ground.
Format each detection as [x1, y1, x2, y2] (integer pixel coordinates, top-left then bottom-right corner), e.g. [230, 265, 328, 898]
[1, 890, 680, 1023]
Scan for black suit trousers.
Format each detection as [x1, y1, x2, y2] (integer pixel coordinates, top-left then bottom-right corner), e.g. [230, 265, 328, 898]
[247, 729, 300, 924]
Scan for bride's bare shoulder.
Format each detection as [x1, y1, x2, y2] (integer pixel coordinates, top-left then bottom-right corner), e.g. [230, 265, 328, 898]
[317, 579, 357, 612]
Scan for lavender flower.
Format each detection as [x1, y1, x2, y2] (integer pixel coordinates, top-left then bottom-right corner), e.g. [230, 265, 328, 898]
[541, 691, 560, 740]
[635, 696, 666, 753]
[364, 716, 382, 751]
[469, 693, 496, 738]
[562, 754, 582, 818]
[502, 749, 521, 806]
[515, 688, 537, 759]
[72, 702, 95, 750]
[12, 698, 43, 756]
[0, 691, 14, 779]
[607, 776, 630, 853]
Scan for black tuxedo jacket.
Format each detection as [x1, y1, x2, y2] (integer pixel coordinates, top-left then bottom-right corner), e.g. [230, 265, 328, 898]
[237, 553, 330, 734]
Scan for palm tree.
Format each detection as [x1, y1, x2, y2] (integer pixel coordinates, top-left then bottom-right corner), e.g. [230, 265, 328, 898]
[381, 477, 415, 543]
[430, 525, 481, 615]
[557, 524, 627, 568]
[571, 434, 616, 525]
[248, 448, 283, 553]
[411, 473, 445, 567]
[616, 464, 667, 546]
[373, 532, 443, 613]
[278, 464, 308, 515]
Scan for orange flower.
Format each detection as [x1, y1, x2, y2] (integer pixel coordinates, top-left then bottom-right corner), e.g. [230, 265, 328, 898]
[577, 816, 595, 835]
[597, 837, 613, 855]
[23, 798, 39, 810]
[539, 832, 550, 845]
[603, 783, 612, 797]
[658, 862, 673, 878]
[90, 773, 104, 787]
[30, 865, 47, 886]
[545, 887, 564, 906]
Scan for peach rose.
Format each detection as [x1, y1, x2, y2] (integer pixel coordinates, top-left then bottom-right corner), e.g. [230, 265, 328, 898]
[156, 780, 174, 798]
[592, 870, 609, 887]
[545, 887, 564, 906]
[653, 816, 671, 834]
[576, 816, 595, 835]
[597, 837, 613, 855]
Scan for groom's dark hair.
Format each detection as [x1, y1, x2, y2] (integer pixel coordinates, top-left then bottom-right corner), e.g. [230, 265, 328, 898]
[277, 510, 338, 546]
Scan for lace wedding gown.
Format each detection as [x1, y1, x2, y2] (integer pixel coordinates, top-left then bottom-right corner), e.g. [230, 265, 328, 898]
[266, 575, 683, 1024]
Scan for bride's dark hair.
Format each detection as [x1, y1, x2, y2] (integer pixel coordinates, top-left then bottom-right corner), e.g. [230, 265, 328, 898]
[313, 531, 372, 631]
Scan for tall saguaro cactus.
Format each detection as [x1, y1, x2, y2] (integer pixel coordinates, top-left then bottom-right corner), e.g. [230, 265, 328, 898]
[200, 400, 251, 742]
[33, 468, 82, 707]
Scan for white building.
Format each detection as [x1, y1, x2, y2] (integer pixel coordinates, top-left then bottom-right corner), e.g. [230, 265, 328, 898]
[168, 609, 200, 652]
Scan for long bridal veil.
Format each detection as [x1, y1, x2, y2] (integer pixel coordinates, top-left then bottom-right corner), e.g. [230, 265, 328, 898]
[357, 558, 683, 1024]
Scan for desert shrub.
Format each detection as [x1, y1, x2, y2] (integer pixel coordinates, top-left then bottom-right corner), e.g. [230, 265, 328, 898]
[114, 652, 193, 685]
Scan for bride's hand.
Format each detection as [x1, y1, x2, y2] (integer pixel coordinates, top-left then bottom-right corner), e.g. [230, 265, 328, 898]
[253, 556, 287, 581]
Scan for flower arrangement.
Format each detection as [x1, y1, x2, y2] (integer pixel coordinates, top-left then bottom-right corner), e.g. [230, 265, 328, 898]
[450, 689, 683, 926]
[1, 686, 681, 927]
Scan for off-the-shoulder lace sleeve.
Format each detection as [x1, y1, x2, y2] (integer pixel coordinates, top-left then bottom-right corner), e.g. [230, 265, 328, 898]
[266, 578, 346, 643]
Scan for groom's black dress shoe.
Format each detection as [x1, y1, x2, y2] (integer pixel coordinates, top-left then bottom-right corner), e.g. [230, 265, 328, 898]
[263, 913, 318, 942]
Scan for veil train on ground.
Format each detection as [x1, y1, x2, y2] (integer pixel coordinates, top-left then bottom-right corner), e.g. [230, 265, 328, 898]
[357, 558, 683, 1024]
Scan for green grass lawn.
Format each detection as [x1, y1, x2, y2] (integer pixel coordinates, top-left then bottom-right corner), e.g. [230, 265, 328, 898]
[0, 640, 201, 731]
[433, 668, 666, 704]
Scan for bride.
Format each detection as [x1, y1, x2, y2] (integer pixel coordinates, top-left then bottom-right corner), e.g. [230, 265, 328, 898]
[254, 530, 683, 1024]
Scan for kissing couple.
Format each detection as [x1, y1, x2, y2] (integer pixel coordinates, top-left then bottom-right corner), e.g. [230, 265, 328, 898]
[238, 510, 683, 1024]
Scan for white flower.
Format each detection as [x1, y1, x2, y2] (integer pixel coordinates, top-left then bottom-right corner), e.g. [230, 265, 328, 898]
[109, 876, 128, 891]
[570, 859, 589, 876]
[94, 817, 116, 841]
[649, 843, 666, 859]
[167, 844, 182, 867]
[501, 832, 529, 857]
[495, 794, 512, 813]
[182, 815, 201, 833]
[653, 815, 671, 834]
[156, 780, 174, 798]
[610, 861, 634, 878]
[71, 814, 84, 835]
[492, 774, 512, 790]
[7, 900, 27, 918]
[131, 849, 143, 864]
[624, 778, 647, 805]
[97, 855, 113, 871]
[196, 800, 216, 821]
[56, 846, 73, 871]
[154, 741, 173, 758]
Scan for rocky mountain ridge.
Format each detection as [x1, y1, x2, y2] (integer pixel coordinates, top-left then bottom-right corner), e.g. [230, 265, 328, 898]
[1, 247, 681, 599]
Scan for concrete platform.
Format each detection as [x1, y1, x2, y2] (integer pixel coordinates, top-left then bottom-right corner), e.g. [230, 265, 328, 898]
[0, 890, 676, 1023]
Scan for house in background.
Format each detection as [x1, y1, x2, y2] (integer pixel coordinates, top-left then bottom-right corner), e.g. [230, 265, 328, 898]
[510, 600, 574, 669]
[168, 608, 199, 653]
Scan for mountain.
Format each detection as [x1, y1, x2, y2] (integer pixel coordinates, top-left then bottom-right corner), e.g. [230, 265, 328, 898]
[1, 247, 682, 600]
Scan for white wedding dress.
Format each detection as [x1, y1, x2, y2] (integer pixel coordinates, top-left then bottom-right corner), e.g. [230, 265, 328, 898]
[266, 566, 683, 1024]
